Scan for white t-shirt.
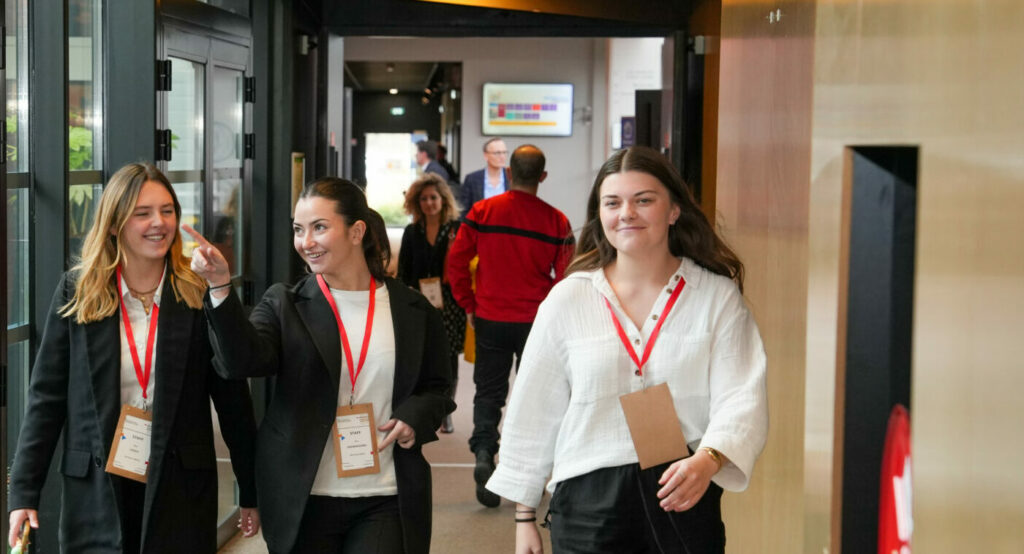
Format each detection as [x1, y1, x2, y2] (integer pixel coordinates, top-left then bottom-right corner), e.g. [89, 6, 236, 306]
[310, 283, 399, 497]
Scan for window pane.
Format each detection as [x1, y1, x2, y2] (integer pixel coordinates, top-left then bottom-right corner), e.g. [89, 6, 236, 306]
[6, 0, 28, 171]
[212, 66, 244, 275]
[6, 340, 29, 465]
[173, 182, 204, 255]
[168, 58, 205, 173]
[69, 0, 102, 171]
[68, 183, 103, 259]
[167, 58, 205, 255]
[6, 188, 29, 328]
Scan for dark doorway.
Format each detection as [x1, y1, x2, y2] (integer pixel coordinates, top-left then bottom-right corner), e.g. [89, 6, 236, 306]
[841, 146, 918, 554]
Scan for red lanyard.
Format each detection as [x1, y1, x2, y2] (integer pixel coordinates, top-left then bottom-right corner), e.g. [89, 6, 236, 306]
[603, 276, 685, 377]
[117, 267, 159, 403]
[317, 274, 376, 402]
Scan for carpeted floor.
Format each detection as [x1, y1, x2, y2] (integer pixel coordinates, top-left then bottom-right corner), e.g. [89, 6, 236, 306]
[219, 358, 553, 553]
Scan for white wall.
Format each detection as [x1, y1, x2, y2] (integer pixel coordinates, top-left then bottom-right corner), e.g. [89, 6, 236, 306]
[344, 37, 609, 230]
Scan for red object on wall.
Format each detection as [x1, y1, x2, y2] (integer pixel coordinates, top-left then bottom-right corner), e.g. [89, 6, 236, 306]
[878, 404, 912, 554]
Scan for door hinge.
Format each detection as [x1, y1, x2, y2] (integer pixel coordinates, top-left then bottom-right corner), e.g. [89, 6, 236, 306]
[155, 129, 172, 161]
[244, 76, 255, 103]
[156, 59, 172, 91]
[244, 133, 255, 159]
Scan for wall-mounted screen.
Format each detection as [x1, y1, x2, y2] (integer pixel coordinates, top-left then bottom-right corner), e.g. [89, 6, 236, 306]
[482, 83, 573, 137]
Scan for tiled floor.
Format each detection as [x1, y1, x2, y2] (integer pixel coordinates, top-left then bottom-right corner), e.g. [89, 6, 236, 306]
[219, 358, 553, 553]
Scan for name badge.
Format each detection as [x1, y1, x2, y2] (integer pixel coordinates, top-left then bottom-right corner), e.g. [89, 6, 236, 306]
[106, 404, 153, 483]
[619, 383, 689, 469]
[332, 403, 381, 477]
[418, 277, 444, 309]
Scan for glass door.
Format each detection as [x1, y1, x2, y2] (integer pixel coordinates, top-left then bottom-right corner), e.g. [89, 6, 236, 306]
[166, 54, 206, 241]
[210, 65, 245, 278]
[160, 24, 252, 543]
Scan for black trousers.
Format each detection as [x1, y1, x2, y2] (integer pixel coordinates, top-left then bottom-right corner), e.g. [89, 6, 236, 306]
[468, 317, 532, 456]
[548, 462, 725, 554]
[285, 495, 403, 554]
[117, 476, 146, 553]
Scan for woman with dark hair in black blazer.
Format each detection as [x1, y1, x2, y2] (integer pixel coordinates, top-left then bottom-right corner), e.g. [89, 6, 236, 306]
[7, 163, 259, 553]
[186, 177, 455, 553]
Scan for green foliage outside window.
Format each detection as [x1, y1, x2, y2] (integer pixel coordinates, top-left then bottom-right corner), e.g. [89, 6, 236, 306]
[6, 114, 94, 170]
[376, 203, 409, 227]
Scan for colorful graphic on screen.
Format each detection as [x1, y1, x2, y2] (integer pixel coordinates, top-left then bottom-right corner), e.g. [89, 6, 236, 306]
[482, 83, 574, 137]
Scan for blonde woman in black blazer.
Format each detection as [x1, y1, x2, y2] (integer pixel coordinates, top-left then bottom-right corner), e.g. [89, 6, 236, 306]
[7, 163, 259, 553]
[187, 177, 454, 553]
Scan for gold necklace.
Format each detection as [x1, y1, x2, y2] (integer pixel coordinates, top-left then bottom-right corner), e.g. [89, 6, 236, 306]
[127, 285, 159, 315]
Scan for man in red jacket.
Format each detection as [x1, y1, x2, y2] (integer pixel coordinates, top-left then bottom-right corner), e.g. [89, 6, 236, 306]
[446, 144, 575, 507]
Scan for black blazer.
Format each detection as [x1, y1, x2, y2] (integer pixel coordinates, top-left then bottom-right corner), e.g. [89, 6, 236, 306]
[205, 276, 454, 554]
[8, 273, 258, 553]
[423, 160, 451, 183]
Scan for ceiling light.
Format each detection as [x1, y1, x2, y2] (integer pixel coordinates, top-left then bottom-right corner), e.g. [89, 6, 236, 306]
[389, 88, 398, 95]
[386, 63, 395, 72]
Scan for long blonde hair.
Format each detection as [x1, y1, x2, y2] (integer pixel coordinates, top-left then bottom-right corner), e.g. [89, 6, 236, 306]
[61, 163, 207, 323]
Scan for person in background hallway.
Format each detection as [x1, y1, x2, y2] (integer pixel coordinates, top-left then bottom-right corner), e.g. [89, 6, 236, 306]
[458, 137, 509, 219]
[7, 163, 259, 553]
[415, 139, 451, 183]
[437, 144, 459, 184]
[397, 173, 466, 434]
[487, 146, 768, 554]
[446, 145, 575, 508]
[187, 178, 454, 554]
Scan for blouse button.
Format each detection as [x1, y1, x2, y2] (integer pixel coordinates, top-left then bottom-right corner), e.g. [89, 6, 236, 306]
[652, 314, 658, 321]
[673, 275, 681, 281]
[666, 288, 673, 294]
[634, 338, 640, 345]
[634, 369, 641, 376]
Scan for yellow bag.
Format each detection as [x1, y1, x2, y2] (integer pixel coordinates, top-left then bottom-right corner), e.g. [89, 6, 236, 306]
[462, 257, 478, 363]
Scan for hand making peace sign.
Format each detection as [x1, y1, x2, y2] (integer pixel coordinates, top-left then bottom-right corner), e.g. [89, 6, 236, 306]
[182, 224, 232, 288]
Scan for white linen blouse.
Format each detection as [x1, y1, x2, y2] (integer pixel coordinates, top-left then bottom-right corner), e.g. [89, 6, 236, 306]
[485, 258, 768, 508]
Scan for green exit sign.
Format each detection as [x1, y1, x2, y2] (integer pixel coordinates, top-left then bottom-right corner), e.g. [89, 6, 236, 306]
[391, 107, 405, 116]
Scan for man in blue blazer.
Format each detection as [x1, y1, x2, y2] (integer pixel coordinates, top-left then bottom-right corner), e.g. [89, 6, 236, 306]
[458, 137, 509, 219]
[415, 140, 450, 182]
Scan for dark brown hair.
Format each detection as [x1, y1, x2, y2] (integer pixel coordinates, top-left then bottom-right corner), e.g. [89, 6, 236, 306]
[299, 178, 391, 281]
[567, 146, 745, 290]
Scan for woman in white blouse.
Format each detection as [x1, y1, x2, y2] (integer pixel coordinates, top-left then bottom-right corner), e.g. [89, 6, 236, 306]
[486, 146, 768, 554]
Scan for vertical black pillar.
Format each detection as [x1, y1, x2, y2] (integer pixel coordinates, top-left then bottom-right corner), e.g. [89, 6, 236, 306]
[104, 0, 156, 172]
[28, 0, 68, 550]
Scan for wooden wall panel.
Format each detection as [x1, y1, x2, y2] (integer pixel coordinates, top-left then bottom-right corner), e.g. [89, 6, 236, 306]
[807, 1, 1024, 552]
[714, 1, 815, 552]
